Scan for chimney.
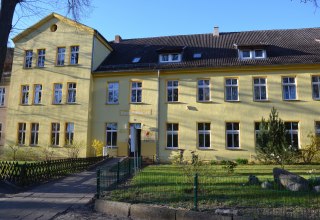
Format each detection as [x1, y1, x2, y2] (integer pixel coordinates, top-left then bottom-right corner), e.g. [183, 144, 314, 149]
[213, 26, 219, 37]
[114, 35, 122, 43]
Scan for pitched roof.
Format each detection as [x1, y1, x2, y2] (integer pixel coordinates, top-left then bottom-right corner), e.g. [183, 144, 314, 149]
[95, 27, 320, 72]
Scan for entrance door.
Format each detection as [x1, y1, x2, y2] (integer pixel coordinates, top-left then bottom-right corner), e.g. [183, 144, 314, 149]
[129, 123, 141, 157]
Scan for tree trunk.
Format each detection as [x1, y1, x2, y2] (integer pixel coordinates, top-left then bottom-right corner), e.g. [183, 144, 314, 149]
[0, 0, 19, 81]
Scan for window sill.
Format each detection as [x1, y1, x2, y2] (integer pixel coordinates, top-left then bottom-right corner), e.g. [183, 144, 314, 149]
[106, 102, 119, 105]
[106, 146, 118, 149]
[166, 101, 182, 104]
[52, 103, 63, 105]
[197, 100, 213, 103]
[130, 102, 145, 105]
[0, 106, 6, 108]
[20, 104, 30, 106]
[165, 147, 179, 150]
[225, 100, 240, 102]
[68, 64, 79, 66]
[313, 98, 320, 101]
[34, 66, 45, 69]
[55, 65, 65, 67]
[23, 67, 33, 70]
[32, 103, 43, 106]
[226, 147, 242, 150]
[198, 147, 214, 150]
[66, 102, 78, 105]
[253, 99, 269, 102]
[283, 99, 300, 102]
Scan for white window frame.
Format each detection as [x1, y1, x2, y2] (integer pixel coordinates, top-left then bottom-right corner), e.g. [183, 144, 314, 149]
[198, 79, 210, 102]
[167, 80, 179, 102]
[65, 122, 74, 145]
[24, 50, 33, 68]
[21, 85, 29, 105]
[30, 123, 39, 146]
[0, 123, 2, 142]
[37, 49, 45, 67]
[107, 82, 119, 104]
[33, 84, 42, 104]
[70, 46, 79, 65]
[254, 49, 266, 59]
[131, 82, 142, 103]
[198, 122, 211, 148]
[166, 123, 178, 148]
[285, 122, 299, 149]
[253, 78, 267, 101]
[225, 78, 239, 101]
[240, 50, 252, 59]
[0, 87, 5, 106]
[53, 83, 63, 104]
[51, 123, 60, 146]
[56, 47, 66, 66]
[239, 49, 266, 60]
[226, 122, 240, 148]
[282, 77, 297, 100]
[18, 123, 26, 145]
[106, 123, 117, 148]
[159, 53, 182, 63]
[312, 76, 320, 100]
[67, 83, 77, 103]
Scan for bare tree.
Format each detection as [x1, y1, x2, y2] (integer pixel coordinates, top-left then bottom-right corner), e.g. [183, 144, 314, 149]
[300, 0, 319, 8]
[0, 0, 91, 82]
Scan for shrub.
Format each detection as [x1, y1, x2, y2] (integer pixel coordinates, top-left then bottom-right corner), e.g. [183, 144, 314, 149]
[222, 160, 237, 174]
[235, 158, 248, 165]
[300, 133, 320, 164]
[91, 139, 104, 156]
[210, 160, 218, 165]
[256, 107, 300, 167]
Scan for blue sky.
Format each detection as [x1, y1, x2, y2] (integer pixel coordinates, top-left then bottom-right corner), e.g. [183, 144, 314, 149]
[11, 0, 320, 42]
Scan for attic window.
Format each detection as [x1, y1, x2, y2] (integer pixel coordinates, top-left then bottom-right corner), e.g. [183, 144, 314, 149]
[50, 24, 57, 32]
[193, 53, 202, 59]
[132, 57, 141, 63]
[239, 49, 266, 60]
[159, 53, 182, 63]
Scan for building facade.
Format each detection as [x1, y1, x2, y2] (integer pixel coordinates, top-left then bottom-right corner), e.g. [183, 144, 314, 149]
[6, 14, 320, 162]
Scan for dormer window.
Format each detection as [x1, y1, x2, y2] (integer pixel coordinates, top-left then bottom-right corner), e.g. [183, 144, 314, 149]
[159, 53, 182, 63]
[193, 53, 202, 59]
[132, 57, 141, 63]
[239, 49, 266, 60]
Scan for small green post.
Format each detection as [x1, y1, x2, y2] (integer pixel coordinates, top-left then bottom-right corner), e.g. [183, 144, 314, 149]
[96, 169, 101, 199]
[117, 161, 120, 183]
[193, 173, 198, 211]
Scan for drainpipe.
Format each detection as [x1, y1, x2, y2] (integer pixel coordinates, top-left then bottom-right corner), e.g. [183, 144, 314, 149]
[156, 70, 160, 163]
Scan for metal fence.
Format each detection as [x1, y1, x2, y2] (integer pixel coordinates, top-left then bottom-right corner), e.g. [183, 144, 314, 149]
[0, 156, 108, 186]
[97, 167, 320, 219]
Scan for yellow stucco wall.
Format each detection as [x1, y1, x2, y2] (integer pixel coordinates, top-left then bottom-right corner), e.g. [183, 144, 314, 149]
[93, 66, 320, 162]
[7, 18, 95, 157]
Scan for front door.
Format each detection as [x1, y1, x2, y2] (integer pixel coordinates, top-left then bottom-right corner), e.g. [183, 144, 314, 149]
[129, 123, 141, 157]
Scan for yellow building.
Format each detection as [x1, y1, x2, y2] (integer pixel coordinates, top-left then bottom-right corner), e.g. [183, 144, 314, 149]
[7, 13, 112, 157]
[7, 14, 320, 162]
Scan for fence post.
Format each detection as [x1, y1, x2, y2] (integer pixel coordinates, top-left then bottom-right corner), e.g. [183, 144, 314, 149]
[96, 169, 101, 199]
[117, 161, 120, 183]
[193, 173, 198, 211]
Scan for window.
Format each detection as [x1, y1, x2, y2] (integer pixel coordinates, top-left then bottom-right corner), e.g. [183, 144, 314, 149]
[255, 122, 261, 145]
[18, 123, 26, 145]
[253, 78, 267, 101]
[30, 123, 39, 146]
[193, 53, 202, 59]
[167, 80, 178, 102]
[198, 123, 211, 148]
[0, 87, 5, 106]
[0, 123, 2, 141]
[106, 123, 117, 148]
[167, 123, 178, 148]
[131, 82, 142, 103]
[53, 83, 63, 104]
[67, 83, 76, 103]
[225, 78, 239, 101]
[226, 122, 240, 148]
[33, 84, 42, 104]
[70, 46, 79, 65]
[37, 49, 45, 67]
[21, 85, 29, 105]
[239, 49, 266, 60]
[282, 77, 297, 100]
[285, 122, 299, 149]
[107, 82, 119, 104]
[159, 53, 182, 63]
[51, 123, 60, 146]
[315, 121, 320, 136]
[312, 76, 320, 100]
[65, 122, 74, 145]
[56, 47, 66, 66]
[132, 57, 141, 63]
[198, 79, 210, 102]
[24, 50, 33, 68]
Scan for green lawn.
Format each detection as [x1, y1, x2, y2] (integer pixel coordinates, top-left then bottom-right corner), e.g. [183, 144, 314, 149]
[104, 164, 320, 211]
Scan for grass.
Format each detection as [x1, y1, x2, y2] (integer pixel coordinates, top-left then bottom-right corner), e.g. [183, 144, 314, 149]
[102, 164, 320, 211]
